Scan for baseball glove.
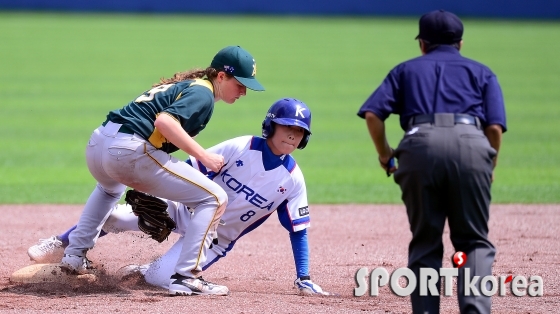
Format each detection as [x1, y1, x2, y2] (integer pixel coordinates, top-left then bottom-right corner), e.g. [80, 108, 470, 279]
[124, 189, 176, 243]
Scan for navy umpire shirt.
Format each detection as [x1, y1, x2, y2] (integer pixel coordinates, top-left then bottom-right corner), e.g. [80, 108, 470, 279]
[357, 45, 507, 133]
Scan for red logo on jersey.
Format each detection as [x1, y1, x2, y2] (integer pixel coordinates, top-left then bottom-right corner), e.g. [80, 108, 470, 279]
[277, 186, 287, 194]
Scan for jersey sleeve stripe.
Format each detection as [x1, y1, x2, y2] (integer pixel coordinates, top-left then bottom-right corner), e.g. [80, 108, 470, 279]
[292, 216, 310, 225]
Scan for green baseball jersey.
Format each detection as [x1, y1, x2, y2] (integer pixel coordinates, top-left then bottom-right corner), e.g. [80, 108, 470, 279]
[106, 79, 215, 153]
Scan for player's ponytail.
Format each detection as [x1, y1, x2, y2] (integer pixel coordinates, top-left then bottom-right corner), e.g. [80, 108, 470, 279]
[152, 67, 233, 87]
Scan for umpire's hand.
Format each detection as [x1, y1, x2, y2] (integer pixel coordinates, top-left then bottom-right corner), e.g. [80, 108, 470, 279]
[379, 152, 397, 177]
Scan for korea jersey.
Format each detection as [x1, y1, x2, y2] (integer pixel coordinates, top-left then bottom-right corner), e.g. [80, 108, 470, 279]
[188, 135, 310, 252]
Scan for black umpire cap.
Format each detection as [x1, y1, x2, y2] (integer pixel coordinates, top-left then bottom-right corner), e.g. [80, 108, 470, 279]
[415, 9, 463, 44]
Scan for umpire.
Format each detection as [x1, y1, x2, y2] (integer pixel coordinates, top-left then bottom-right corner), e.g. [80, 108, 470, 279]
[357, 10, 506, 314]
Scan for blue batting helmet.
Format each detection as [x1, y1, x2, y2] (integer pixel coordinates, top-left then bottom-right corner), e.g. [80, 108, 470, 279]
[262, 98, 312, 149]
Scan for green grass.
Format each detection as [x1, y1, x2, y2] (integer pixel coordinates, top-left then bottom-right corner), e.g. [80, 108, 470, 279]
[0, 12, 559, 204]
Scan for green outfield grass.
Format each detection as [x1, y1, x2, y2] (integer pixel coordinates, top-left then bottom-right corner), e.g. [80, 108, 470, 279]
[0, 12, 559, 204]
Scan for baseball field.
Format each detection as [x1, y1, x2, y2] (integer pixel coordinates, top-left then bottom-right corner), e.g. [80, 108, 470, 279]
[0, 12, 559, 313]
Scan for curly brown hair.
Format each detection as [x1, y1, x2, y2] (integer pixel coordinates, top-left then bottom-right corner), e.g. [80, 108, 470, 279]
[152, 67, 231, 87]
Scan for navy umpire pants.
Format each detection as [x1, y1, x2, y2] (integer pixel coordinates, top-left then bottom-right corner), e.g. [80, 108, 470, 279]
[394, 114, 497, 314]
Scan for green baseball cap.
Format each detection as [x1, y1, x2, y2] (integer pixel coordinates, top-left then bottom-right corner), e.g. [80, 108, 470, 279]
[210, 46, 265, 91]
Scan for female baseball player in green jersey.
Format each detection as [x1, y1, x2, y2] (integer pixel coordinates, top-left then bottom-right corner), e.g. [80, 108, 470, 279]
[29, 98, 332, 296]
[59, 45, 264, 296]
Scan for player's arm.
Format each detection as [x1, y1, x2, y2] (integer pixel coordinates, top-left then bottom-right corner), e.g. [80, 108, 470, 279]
[283, 215, 310, 279]
[154, 113, 223, 172]
[276, 174, 333, 295]
[276, 204, 315, 293]
[186, 136, 248, 177]
[280, 211, 332, 296]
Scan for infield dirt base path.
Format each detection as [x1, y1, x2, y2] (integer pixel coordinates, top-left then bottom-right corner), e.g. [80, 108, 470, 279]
[1, 204, 558, 313]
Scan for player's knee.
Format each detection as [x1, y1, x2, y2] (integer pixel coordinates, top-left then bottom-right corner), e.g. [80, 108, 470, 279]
[193, 187, 227, 212]
[215, 202, 227, 220]
[214, 188, 228, 208]
[96, 183, 126, 199]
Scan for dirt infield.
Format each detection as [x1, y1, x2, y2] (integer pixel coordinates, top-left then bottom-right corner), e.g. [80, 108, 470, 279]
[0, 204, 558, 313]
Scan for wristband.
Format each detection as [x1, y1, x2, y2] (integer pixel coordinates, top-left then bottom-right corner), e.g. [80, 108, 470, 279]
[385, 157, 395, 177]
[378, 149, 395, 177]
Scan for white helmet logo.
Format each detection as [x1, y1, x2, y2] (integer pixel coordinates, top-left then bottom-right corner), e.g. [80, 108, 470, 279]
[295, 105, 306, 118]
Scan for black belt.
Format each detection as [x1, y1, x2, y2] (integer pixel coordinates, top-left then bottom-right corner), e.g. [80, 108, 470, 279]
[102, 120, 135, 135]
[410, 114, 479, 126]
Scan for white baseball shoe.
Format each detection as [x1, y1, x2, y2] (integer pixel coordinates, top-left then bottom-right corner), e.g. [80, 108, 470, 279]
[169, 273, 229, 296]
[60, 254, 93, 274]
[27, 236, 66, 263]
